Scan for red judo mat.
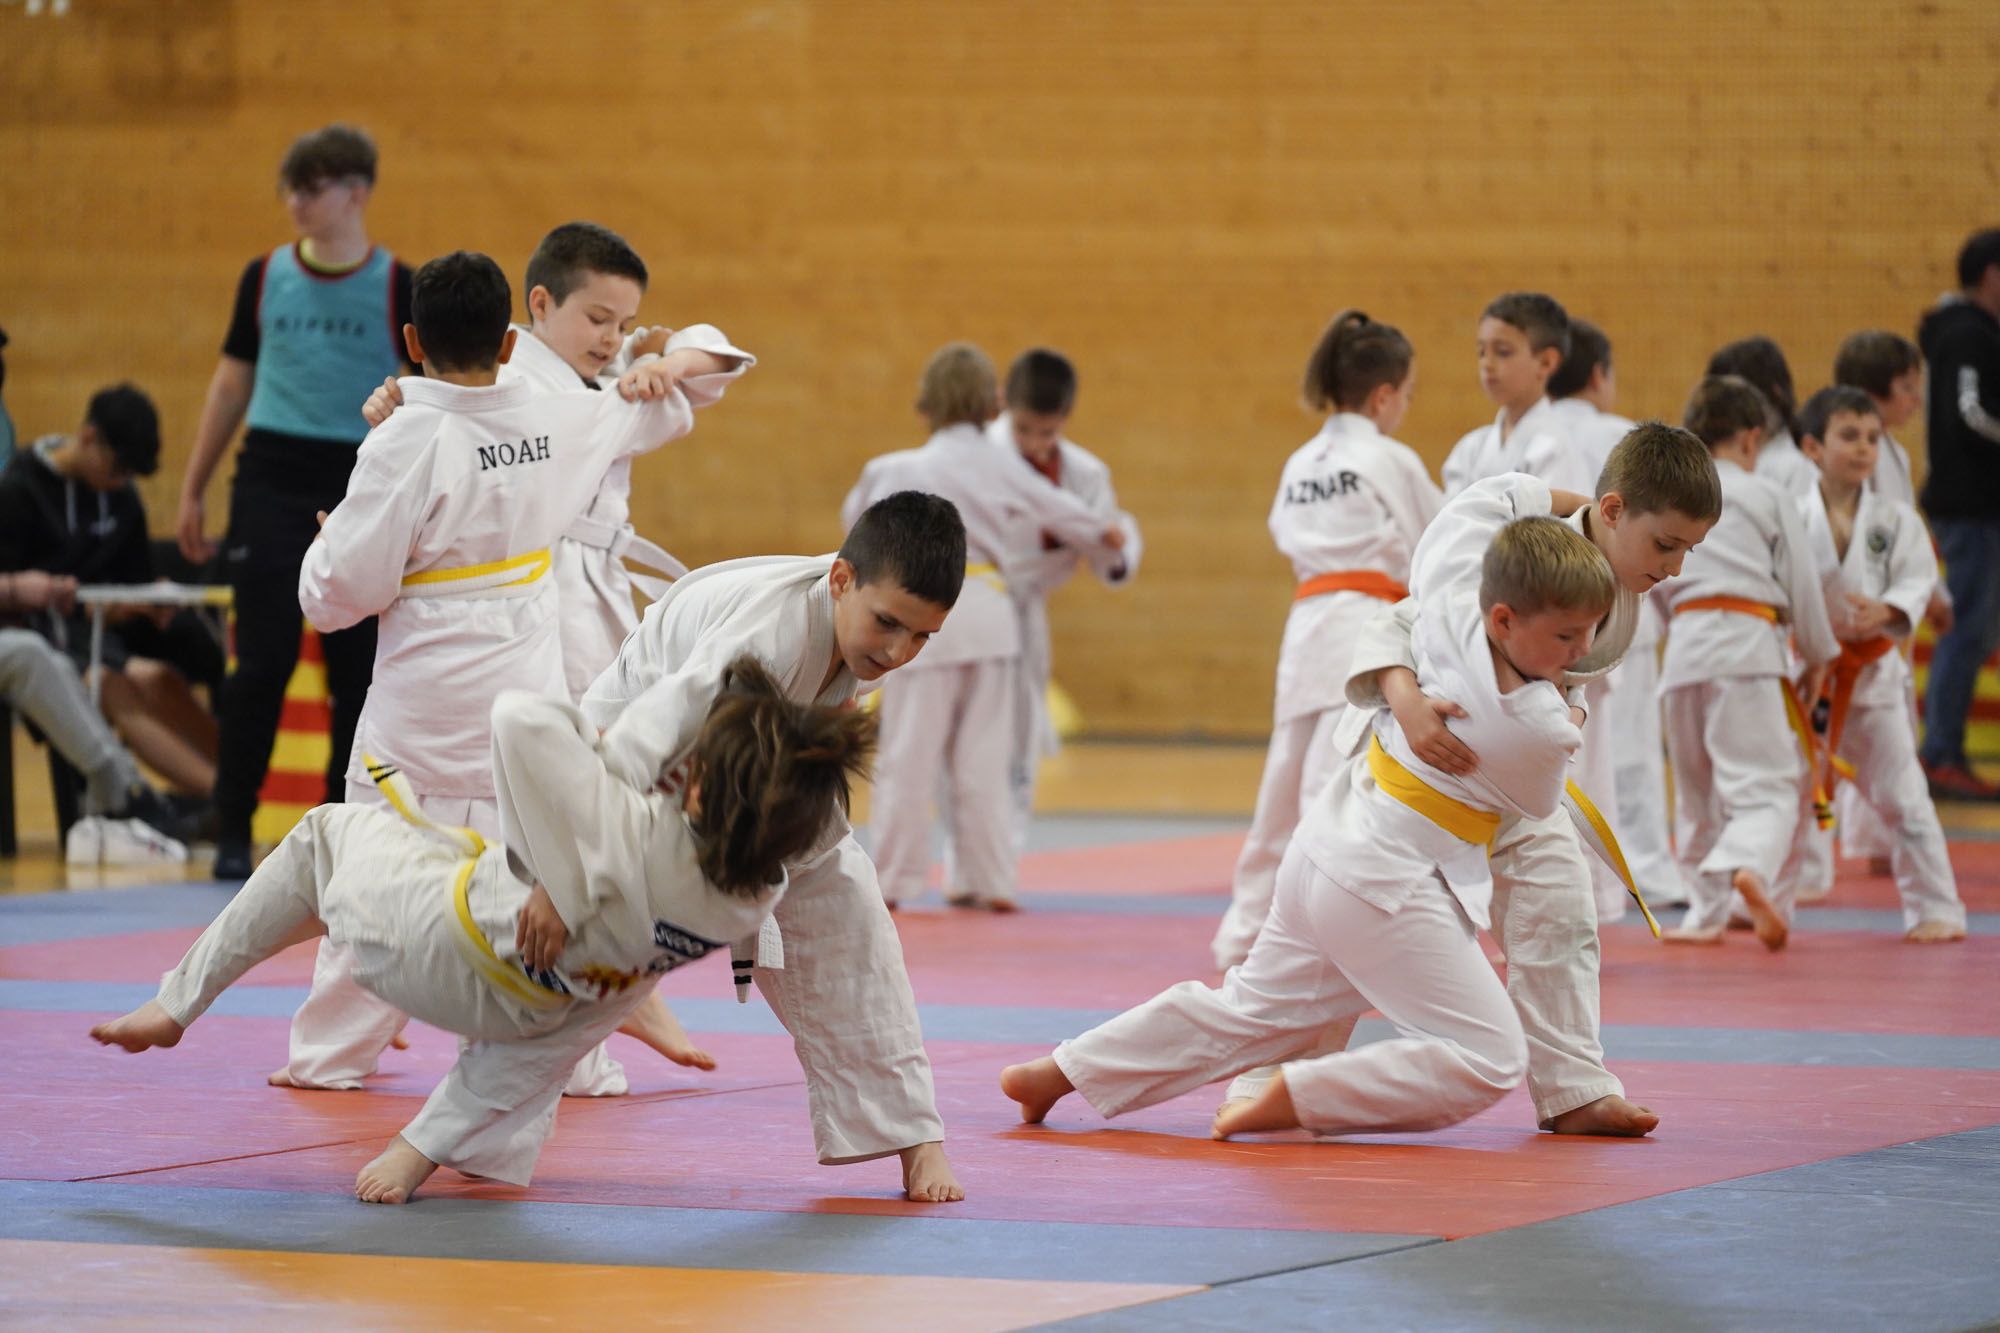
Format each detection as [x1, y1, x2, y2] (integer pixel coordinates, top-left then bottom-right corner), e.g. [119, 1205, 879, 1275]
[5, 825, 1996, 1244]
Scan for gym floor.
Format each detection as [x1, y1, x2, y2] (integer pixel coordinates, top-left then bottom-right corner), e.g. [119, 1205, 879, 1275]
[4, 739, 1998, 1331]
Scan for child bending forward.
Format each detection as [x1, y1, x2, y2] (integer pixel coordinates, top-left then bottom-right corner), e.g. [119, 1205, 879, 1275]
[1002, 517, 1616, 1140]
[92, 658, 873, 1204]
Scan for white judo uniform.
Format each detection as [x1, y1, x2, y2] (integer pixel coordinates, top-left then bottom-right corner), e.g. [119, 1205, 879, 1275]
[499, 325, 755, 702]
[581, 554, 944, 1164]
[1436, 399, 1631, 914]
[1834, 429, 1932, 864]
[1246, 474, 1649, 1126]
[1657, 459, 1839, 932]
[1755, 428, 1821, 499]
[1054, 495, 1585, 1136]
[1782, 486, 1965, 932]
[1548, 397, 1678, 905]
[152, 690, 779, 1187]
[1440, 396, 1593, 499]
[983, 416, 1143, 858]
[285, 373, 701, 1091]
[1211, 413, 1442, 971]
[840, 424, 1123, 907]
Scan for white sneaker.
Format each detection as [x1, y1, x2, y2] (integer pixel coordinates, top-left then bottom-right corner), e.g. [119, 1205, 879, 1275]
[65, 815, 191, 867]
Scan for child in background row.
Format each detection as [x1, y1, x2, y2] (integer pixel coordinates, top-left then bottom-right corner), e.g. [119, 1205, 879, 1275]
[1441, 292, 1592, 498]
[1212, 310, 1441, 971]
[985, 350, 1142, 862]
[1659, 375, 1838, 950]
[1828, 331, 1950, 874]
[1786, 386, 1965, 941]
[1546, 318, 1673, 914]
[1707, 336, 1816, 498]
[844, 345, 1125, 911]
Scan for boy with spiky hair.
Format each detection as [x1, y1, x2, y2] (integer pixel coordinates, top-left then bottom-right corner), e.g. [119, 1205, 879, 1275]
[1440, 292, 1592, 498]
[581, 490, 973, 1203]
[180, 124, 414, 881]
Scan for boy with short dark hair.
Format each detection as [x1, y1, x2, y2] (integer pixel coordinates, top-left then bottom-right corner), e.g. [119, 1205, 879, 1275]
[0, 384, 223, 808]
[1441, 292, 1592, 498]
[1659, 375, 1840, 948]
[1002, 516, 1619, 1143]
[580, 489, 974, 1203]
[1785, 387, 1965, 942]
[987, 348, 1141, 859]
[180, 123, 415, 879]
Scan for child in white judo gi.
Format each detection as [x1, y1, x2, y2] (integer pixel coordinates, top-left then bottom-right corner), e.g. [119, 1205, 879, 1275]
[582, 491, 972, 1202]
[1786, 386, 1966, 941]
[1238, 424, 1722, 1138]
[1707, 336, 1817, 498]
[1001, 518, 1617, 1142]
[1545, 319, 1678, 914]
[842, 345, 1127, 912]
[92, 657, 875, 1205]
[282, 251, 730, 1092]
[986, 349, 1143, 860]
[1440, 292, 1592, 498]
[1213, 309, 1442, 971]
[1659, 375, 1840, 948]
[1829, 331, 1950, 876]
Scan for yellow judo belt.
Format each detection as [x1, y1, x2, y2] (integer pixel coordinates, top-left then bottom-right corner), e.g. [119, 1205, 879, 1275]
[400, 547, 553, 594]
[362, 753, 568, 1010]
[965, 561, 1006, 592]
[1367, 737, 1661, 939]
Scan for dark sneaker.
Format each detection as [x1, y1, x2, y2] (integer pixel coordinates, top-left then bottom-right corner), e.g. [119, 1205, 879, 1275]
[1922, 760, 2000, 802]
[212, 839, 254, 881]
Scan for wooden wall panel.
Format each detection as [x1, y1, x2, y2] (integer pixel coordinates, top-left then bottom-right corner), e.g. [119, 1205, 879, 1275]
[3, 0, 1995, 736]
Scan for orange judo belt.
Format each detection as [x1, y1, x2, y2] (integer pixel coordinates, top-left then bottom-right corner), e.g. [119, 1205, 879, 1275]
[1296, 570, 1409, 602]
[1818, 637, 1897, 795]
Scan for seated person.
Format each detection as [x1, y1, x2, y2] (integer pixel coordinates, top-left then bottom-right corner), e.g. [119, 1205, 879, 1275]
[1, 568, 188, 861]
[0, 384, 221, 800]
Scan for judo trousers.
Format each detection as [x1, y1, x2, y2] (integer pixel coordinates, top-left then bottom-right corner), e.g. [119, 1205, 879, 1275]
[1058, 840, 1526, 1135]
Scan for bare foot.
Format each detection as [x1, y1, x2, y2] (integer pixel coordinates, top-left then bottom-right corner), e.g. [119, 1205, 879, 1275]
[391, 1032, 411, 1051]
[1906, 919, 1967, 944]
[1662, 924, 1725, 945]
[987, 898, 1020, 915]
[1867, 855, 1893, 878]
[999, 1057, 1074, 1124]
[1547, 1093, 1659, 1137]
[899, 1141, 964, 1202]
[617, 991, 717, 1070]
[1212, 1069, 1299, 1139]
[1732, 869, 1788, 951]
[89, 1000, 184, 1053]
[267, 1066, 298, 1087]
[354, 1135, 438, 1205]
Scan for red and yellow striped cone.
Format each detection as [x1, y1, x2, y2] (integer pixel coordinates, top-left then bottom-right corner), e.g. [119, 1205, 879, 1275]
[250, 629, 333, 845]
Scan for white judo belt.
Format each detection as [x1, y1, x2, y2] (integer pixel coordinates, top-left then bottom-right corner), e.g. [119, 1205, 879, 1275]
[562, 515, 688, 603]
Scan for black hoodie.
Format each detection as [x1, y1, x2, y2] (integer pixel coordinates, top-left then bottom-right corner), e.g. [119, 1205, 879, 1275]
[1918, 294, 2000, 519]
